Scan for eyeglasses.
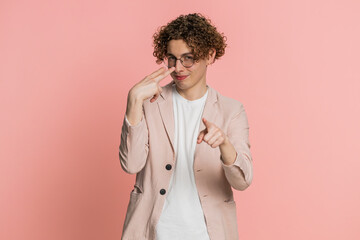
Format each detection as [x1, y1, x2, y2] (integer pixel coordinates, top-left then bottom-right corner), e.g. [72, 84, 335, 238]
[163, 55, 195, 68]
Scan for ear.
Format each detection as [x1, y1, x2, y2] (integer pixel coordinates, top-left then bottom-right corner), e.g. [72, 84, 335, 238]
[207, 48, 216, 65]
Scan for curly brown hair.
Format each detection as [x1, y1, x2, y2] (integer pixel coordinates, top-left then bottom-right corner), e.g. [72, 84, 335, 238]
[152, 13, 227, 64]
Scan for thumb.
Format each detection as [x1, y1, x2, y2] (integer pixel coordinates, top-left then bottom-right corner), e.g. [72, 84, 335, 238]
[197, 130, 205, 144]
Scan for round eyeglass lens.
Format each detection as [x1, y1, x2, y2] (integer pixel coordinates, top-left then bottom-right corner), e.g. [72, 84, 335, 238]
[182, 56, 194, 67]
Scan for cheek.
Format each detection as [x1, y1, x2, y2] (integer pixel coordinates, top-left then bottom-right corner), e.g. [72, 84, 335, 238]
[191, 66, 205, 77]
[187, 62, 206, 77]
[188, 66, 200, 75]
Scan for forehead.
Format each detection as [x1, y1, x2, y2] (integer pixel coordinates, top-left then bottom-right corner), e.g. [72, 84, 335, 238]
[167, 39, 193, 55]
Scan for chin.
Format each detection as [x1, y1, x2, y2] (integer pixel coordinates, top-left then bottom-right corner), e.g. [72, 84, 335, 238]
[174, 80, 187, 87]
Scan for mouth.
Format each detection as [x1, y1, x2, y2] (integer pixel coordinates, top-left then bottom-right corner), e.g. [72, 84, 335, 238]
[175, 75, 189, 81]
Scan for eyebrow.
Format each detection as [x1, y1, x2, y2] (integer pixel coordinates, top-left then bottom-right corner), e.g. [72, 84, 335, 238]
[166, 52, 193, 57]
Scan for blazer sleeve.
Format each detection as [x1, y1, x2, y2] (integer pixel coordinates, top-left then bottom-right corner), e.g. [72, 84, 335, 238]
[119, 105, 149, 174]
[221, 103, 253, 191]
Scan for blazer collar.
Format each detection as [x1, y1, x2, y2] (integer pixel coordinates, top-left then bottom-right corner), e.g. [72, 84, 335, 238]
[157, 80, 218, 153]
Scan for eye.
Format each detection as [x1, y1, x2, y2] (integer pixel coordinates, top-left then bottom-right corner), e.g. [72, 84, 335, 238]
[184, 56, 194, 60]
[168, 56, 176, 61]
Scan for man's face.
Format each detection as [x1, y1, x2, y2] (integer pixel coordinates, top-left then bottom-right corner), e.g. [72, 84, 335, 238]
[166, 39, 209, 91]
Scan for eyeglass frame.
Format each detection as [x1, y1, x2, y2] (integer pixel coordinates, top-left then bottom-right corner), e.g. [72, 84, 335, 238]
[162, 54, 197, 68]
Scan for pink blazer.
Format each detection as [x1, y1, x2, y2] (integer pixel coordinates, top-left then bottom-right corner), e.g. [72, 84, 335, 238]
[119, 81, 253, 240]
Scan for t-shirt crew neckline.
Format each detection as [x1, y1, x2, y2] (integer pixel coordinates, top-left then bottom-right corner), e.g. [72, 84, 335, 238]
[172, 84, 209, 104]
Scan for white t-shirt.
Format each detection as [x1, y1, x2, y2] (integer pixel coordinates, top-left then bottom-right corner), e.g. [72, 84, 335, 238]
[155, 84, 210, 240]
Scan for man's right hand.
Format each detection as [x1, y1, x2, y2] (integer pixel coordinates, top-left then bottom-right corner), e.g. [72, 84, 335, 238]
[125, 66, 175, 126]
[129, 66, 175, 103]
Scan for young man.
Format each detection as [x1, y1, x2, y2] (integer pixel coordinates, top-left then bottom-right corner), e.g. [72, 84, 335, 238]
[119, 13, 253, 240]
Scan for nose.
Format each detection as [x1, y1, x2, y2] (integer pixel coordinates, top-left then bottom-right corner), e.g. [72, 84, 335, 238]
[174, 59, 185, 72]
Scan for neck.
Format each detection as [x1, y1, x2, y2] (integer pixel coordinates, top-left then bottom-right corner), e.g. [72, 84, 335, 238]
[175, 81, 208, 101]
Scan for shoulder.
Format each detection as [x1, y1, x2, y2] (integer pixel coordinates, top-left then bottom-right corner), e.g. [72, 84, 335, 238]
[211, 86, 245, 116]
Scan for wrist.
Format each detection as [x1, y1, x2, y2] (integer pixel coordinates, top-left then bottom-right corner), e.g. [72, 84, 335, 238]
[220, 136, 230, 147]
[128, 89, 143, 103]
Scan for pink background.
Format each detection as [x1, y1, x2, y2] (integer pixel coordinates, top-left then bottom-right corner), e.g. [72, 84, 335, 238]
[1, 0, 359, 239]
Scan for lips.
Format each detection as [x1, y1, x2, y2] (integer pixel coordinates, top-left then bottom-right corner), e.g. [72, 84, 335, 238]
[175, 75, 188, 80]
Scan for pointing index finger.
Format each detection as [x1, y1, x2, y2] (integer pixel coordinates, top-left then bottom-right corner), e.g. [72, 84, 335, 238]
[148, 66, 167, 79]
[154, 67, 175, 83]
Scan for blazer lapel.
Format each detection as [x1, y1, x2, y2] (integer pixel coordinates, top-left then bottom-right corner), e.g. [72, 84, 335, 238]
[197, 85, 218, 135]
[157, 82, 176, 153]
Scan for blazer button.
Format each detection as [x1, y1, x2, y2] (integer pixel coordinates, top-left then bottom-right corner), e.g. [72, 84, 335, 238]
[160, 189, 166, 195]
[165, 164, 172, 170]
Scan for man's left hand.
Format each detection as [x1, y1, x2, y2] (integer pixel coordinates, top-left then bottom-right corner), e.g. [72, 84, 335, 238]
[197, 117, 228, 148]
